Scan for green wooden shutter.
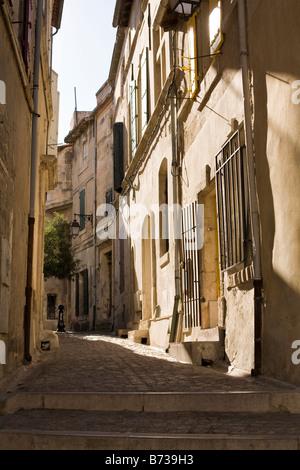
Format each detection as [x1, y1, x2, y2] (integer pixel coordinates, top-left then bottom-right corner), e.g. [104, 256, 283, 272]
[113, 122, 124, 193]
[141, 48, 149, 135]
[83, 269, 89, 316]
[79, 189, 85, 231]
[130, 80, 138, 157]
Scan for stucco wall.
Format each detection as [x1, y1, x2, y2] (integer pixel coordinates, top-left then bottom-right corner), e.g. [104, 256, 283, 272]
[0, 14, 32, 378]
[248, 0, 300, 384]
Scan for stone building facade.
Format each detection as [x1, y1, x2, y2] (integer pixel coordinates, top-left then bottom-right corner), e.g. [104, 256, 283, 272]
[64, 82, 114, 332]
[109, 0, 300, 385]
[0, 0, 64, 378]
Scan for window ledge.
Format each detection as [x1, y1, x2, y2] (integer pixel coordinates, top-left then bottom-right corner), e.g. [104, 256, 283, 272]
[159, 251, 170, 268]
[227, 265, 254, 290]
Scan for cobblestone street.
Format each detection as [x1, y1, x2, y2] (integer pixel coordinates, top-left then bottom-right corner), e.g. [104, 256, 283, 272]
[3, 332, 293, 393]
[0, 333, 299, 451]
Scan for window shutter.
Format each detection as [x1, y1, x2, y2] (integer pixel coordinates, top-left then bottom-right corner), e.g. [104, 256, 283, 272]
[79, 189, 85, 231]
[141, 48, 149, 135]
[113, 122, 124, 193]
[130, 80, 138, 157]
[83, 269, 89, 316]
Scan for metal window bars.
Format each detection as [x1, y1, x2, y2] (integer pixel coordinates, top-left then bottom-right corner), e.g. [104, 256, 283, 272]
[216, 130, 247, 272]
[181, 202, 203, 329]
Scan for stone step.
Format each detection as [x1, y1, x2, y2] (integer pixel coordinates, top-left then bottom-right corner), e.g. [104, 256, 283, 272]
[3, 390, 300, 415]
[169, 328, 225, 365]
[0, 429, 298, 450]
[0, 407, 299, 450]
[127, 329, 149, 344]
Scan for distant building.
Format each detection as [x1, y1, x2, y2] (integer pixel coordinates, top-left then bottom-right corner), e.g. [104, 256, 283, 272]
[65, 81, 114, 332]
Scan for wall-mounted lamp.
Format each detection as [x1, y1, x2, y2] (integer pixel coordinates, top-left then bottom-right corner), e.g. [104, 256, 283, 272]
[169, 0, 201, 20]
[71, 214, 93, 239]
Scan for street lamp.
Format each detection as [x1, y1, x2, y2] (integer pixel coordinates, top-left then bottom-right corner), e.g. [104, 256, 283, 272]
[71, 214, 93, 239]
[169, 0, 201, 19]
[71, 219, 80, 239]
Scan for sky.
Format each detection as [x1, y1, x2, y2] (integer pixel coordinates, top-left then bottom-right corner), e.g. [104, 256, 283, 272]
[52, 0, 117, 144]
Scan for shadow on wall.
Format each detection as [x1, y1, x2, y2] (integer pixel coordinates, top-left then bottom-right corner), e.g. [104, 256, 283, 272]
[250, 0, 300, 386]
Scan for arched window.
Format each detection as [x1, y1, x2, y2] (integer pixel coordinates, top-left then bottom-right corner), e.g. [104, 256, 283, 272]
[159, 158, 169, 256]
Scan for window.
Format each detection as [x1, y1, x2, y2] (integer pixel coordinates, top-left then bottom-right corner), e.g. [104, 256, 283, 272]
[75, 270, 89, 317]
[216, 129, 248, 272]
[153, 28, 167, 105]
[129, 47, 149, 158]
[140, 48, 149, 136]
[129, 80, 138, 157]
[47, 294, 57, 320]
[159, 159, 169, 256]
[83, 140, 88, 162]
[79, 189, 85, 231]
[186, 14, 198, 98]
[181, 202, 202, 329]
[209, 0, 223, 55]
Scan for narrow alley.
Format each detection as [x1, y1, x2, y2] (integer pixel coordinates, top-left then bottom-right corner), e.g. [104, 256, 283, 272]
[0, 332, 299, 451]
[1, 0, 300, 456]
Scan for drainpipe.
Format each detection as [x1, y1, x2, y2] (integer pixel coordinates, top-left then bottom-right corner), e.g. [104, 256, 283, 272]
[24, 0, 43, 363]
[238, 0, 263, 376]
[169, 31, 181, 343]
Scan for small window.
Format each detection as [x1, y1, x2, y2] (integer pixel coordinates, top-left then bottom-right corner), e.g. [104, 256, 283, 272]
[83, 141, 88, 162]
[140, 48, 149, 135]
[47, 294, 57, 320]
[129, 80, 138, 157]
[209, 0, 223, 55]
[75, 270, 89, 317]
[159, 159, 169, 257]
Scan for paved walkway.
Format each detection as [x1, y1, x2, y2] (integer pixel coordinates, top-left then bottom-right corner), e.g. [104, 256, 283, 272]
[0, 332, 296, 394]
[0, 333, 299, 450]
